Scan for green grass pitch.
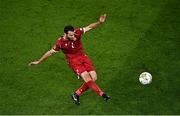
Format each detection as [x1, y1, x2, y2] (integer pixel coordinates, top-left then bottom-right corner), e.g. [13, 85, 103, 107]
[0, 0, 180, 114]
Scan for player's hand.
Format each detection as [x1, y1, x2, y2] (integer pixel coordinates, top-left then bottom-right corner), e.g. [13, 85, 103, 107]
[28, 61, 40, 66]
[99, 14, 106, 23]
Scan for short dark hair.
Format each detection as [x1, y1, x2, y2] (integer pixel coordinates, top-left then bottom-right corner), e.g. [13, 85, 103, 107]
[64, 25, 74, 34]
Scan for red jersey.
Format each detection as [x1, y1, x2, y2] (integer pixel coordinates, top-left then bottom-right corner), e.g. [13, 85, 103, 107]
[53, 28, 85, 60]
[53, 28, 95, 75]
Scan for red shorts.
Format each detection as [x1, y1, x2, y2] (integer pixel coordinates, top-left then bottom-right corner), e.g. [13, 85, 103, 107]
[67, 54, 95, 76]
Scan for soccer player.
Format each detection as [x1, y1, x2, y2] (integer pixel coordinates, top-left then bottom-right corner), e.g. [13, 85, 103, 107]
[29, 14, 110, 105]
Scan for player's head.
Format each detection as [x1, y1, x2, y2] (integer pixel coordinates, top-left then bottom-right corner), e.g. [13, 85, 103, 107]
[64, 25, 75, 40]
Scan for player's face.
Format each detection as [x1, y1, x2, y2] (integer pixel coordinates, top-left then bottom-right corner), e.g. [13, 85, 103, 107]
[66, 31, 75, 40]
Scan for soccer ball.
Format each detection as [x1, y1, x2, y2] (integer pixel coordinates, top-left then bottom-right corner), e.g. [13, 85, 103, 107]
[139, 72, 152, 85]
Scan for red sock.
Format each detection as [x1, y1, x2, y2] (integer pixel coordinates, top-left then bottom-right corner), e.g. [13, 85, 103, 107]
[75, 82, 89, 96]
[86, 80, 104, 96]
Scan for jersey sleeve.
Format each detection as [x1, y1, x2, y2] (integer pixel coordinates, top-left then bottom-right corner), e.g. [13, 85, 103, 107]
[52, 39, 62, 52]
[75, 28, 85, 36]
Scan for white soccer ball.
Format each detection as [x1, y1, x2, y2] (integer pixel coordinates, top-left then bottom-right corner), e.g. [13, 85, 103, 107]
[139, 72, 152, 85]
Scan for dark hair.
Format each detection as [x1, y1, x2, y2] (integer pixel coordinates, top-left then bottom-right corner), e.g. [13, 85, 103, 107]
[64, 25, 74, 34]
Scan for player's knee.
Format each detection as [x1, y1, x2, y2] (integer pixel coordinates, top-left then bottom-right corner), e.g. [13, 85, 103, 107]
[81, 71, 92, 82]
[92, 75, 97, 81]
[84, 75, 92, 82]
[89, 71, 97, 81]
[93, 76, 97, 81]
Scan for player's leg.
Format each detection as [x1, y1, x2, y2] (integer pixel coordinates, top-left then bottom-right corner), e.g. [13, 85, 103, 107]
[81, 55, 111, 100]
[74, 58, 96, 97]
[81, 71, 111, 101]
[72, 71, 110, 105]
[80, 71, 103, 96]
[75, 71, 97, 96]
[71, 64, 91, 105]
[75, 82, 89, 96]
[75, 71, 97, 97]
[71, 71, 92, 105]
[71, 55, 110, 105]
[88, 70, 111, 101]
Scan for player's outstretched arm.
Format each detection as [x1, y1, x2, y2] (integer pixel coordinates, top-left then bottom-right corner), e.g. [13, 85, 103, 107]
[28, 48, 56, 66]
[83, 14, 106, 33]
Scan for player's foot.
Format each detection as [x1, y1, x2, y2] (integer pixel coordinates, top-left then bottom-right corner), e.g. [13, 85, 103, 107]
[102, 93, 111, 101]
[71, 93, 80, 105]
